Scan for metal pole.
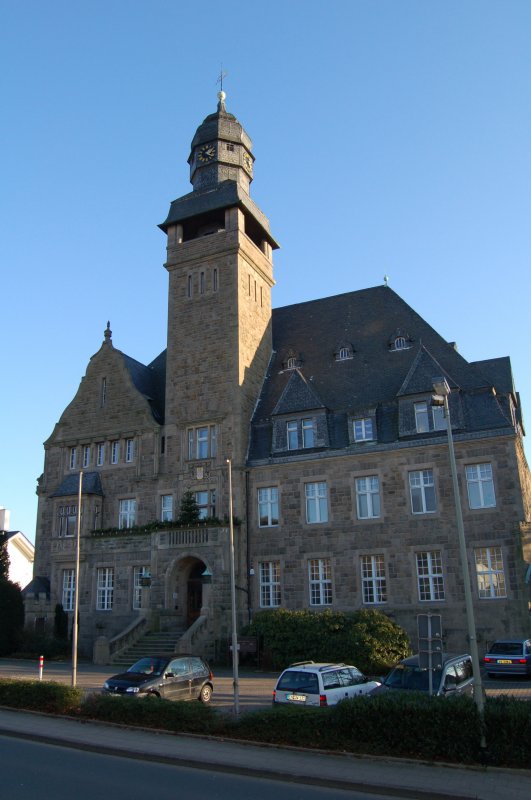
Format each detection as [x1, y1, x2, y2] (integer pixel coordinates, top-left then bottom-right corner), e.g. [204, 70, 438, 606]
[71, 470, 83, 687]
[440, 392, 486, 744]
[226, 458, 240, 715]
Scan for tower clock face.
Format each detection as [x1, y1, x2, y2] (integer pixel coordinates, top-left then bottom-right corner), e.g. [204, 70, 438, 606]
[198, 143, 216, 163]
[243, 152, 253, 173]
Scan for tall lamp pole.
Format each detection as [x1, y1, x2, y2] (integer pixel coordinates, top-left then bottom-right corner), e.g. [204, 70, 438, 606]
[432, 377, 486, 739]
[226, 458, 240, 715]
[71, 470, 83, 687]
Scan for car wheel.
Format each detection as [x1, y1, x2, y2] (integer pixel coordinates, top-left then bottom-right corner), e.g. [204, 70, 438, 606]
[199, 684, 212, 703]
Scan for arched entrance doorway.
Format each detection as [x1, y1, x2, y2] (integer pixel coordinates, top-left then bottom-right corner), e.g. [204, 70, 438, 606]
[186, 562, 205, 626]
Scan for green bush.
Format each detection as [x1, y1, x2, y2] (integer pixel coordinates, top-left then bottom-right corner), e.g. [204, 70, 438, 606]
[244, 609, 411, 673]
[0, 679, 83, 714]
[0, 580, 25, 655]
[80, 693, 225, 736]
[484, 696, 531, 768]
[11, 630, 71, 659]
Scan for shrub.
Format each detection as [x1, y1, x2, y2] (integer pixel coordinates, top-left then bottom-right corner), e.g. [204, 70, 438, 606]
[244, 609, 411, 673]
[0, 579, 25, 655]
[484, 696, 531, 768]
[0, 679, 83, 714]
[11, 630, 71, 660]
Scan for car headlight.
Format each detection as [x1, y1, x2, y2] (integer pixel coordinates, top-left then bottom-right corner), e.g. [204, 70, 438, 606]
[125, 686, 140, 693]
[103, 682, 110, 690]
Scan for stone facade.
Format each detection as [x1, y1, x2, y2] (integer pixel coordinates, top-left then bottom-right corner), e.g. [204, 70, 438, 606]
[25, 95, 530, 661]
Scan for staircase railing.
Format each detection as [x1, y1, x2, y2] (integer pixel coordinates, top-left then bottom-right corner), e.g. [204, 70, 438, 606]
[175, 614, 208, 655]
[109, 615, 148, 659]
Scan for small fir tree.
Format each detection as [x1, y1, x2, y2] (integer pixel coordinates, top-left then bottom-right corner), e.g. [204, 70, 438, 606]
[178, 491, 201, 525]
[0, 532, 10, 581]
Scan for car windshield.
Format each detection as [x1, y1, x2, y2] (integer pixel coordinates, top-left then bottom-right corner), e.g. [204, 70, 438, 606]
[384, 664, 442, 692]
[277, 671, 319, 694]
[487, 642, 523, 656]
[127, 658, 166, 676]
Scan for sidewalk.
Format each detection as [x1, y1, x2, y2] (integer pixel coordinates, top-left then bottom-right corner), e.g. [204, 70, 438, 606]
[0, 706, 529, 800]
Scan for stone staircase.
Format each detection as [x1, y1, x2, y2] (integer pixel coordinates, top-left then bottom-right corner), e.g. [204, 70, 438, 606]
[110, 630, 185, 667]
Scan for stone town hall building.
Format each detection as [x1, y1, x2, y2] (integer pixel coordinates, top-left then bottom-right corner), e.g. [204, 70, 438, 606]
[25, 94, 531, 662]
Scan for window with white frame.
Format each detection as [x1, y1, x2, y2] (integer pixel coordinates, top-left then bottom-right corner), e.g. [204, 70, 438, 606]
[161, 494, 173, 522]
[416, 551, 445, 601]
[96, 443, 105, 466]
[360, 554, 387, 604]
[188, 425, 218, 460]
[258, 487, 279, 527]
[308, 558, 332, 605]
[195, 490, 216, 520]
[58, 505, 77, 537]
[118, 498, 136, 529]
[337, 347, 351, 361]
[302, 418, 315, 448]
[62, 569, 75, 612]
[466, 463, 496, 509]
[286, 357, 296, 369]
[474, 547, 506, 598]
[96, 567, 114, 610]
[82, 445, 91, 467]
[259, 561, 281, 607]
[394, 336, 407, 350]
[414, 401, 446, 433]
[125, 438, 135, 463]
[286, 420, 298, 450]
[353, 417, 374, 442]
[409, 469, 437, 514]
[305, 482, 328, 523]
[133, 566, 150, 610]
[69, 447, 77, 469]
[111, 441, 120, 464]
[355, 476, 381, 519]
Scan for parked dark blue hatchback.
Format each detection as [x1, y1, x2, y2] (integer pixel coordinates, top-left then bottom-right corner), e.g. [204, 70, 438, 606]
[483, 639, 531, 677]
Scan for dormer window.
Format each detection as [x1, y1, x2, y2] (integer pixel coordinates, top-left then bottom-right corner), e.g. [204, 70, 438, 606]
[394, 337, 407, 349]
[389, 329, 412, 351]
[336, 345, 353, 361]
[286, 357, 297, 370]
[353, 417, 374, 442]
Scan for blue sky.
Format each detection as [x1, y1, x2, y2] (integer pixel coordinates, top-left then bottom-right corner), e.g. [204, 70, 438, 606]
[2, 0, 530, 541]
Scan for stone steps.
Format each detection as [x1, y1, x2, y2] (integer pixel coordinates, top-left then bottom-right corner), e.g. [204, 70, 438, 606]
[110, 630, 185, 666]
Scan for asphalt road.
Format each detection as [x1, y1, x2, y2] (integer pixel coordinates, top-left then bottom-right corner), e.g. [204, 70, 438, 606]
[0, 658, 530, 707]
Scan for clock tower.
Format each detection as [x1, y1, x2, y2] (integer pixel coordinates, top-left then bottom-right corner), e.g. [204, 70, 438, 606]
[159, 92, 279, 518]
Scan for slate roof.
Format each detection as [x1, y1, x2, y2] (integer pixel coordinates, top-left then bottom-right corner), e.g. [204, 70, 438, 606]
[22, 576, 50, 598]
[50, 472, 104, 498]
[248, 285, 516, 460]
[121, 351, 165, 423]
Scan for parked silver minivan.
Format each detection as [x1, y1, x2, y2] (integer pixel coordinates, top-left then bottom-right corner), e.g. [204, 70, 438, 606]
[370, 653, 474, 697]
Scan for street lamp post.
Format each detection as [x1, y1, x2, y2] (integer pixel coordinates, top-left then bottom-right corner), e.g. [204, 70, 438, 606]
[432, 377, 486, 742]
[71, 470, 83, 687]
[226, 458, 240, 715]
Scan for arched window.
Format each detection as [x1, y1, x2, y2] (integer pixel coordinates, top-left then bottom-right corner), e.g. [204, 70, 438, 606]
[287, 357, 297, 369]
[394, 336, 407, 350]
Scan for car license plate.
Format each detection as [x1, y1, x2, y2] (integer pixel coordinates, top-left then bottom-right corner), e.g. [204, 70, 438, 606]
[497, 659, 512, 664]
[286, 693, 306, 702]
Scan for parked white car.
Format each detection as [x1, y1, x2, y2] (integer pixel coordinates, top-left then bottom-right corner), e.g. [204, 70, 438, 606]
[272, 661, 381, 707]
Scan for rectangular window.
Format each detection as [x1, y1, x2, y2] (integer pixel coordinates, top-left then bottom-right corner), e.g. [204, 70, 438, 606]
[200, 271, 205, 294]
[118, 498, 136, 529]
[353, 418, 373, 442]
[259, 561, 281, 607]
[133, 566, 149, 610]
[409, 469, 437, 514]
[62, 569, 75, 612]
[101, 377, 107, 407]
[414, 401, 446, 433]
[416, 551, 445, 601]
[125, 438, 135, 463]
[96, 567, 114, 611]
[355, 476, 381, 519]
[96, 443, 105, 466]
[258, 487, 279, 527]
[302, 418, 315, 448]
[305, 482, 328, 524]
[474, 547, 506, 598]
[361, 554, 387, 604]
[83, 445, 91, 468]
[213, 268, 218, 292]
[111, 441, 120, 464]
[69, 447, 77, 469]
[308, 558, 332, 605]
[195, 490, 216, 520]
[58, 505, 77, 537]
[286, 420, 298, 450]
[466, 463, 496, 509]
[161, 494, 173, 522]
[187, 274, 192, 298]
[188, 425, 218, 459]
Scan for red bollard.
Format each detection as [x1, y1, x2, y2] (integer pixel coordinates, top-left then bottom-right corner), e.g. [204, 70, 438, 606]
[38, 654, 44, 681]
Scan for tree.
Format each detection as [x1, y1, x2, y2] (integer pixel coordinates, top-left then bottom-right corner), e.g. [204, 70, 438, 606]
[0, 532, 10, 581]
[0, 579, 24, 655]
[178, 491, 200, 525]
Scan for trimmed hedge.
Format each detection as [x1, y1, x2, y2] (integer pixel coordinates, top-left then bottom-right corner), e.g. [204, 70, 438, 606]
[0, 679, 529, 769]
[244, 608, 411, 673]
